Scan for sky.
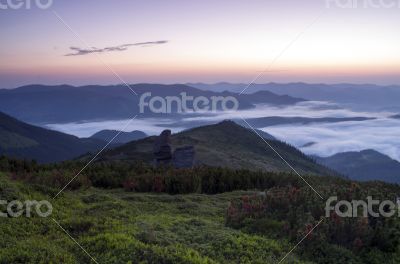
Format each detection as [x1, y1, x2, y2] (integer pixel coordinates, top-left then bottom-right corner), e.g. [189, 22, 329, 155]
[0, 0, 399, 87]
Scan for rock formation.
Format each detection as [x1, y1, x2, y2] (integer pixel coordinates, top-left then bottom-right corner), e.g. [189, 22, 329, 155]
[153, 130, 172, 165]
[153, 130, 195, 168]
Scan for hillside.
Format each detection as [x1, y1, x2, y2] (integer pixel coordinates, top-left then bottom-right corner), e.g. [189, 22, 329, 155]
[90, 129, 147, 144]
[0, 170, 308, 263]
[100, 120, 335, 176]
[1, 155, 399, 263]
[315, 149, 400, 183]
[0, 112, 105, 163]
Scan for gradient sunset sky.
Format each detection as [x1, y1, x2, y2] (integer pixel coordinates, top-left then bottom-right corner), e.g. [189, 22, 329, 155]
[1, 0, 399, 87]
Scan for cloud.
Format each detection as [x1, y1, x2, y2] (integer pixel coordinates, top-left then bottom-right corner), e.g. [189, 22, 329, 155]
[263, 118, 400, 161]
[45, 118, 184, 138]
[65, 40, 168, 56]
[177, 101, 400, 161]
[181, 101, 390, 123]
[45, 100, 400, 161]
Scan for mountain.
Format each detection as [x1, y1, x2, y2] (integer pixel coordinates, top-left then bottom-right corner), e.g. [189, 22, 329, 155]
[314, 149, 400, 183]
[100, 120, 335, 176]
[0, 84, 304, 124]
[391, 114, 400, 119]
[0, 112, 105, 163]
[90, 130, 147, 144]
[189, 82, 400, 111]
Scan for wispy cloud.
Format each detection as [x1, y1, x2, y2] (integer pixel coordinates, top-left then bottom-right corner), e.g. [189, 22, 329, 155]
[65, 40, 168, 56]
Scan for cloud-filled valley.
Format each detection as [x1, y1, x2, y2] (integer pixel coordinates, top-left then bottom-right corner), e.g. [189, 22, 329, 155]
[45, 101, 400, 161]
[264, 118, 400, 162]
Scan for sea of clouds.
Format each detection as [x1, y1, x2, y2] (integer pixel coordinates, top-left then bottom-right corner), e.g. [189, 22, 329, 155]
[264, 118, 400, 161]
[46, 118, 185, 138]
[45, 101, 400, 161]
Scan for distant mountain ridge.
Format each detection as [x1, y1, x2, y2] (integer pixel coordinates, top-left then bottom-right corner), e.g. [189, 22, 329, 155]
[0, 84, 304, 124]
[188, 82, 400, 111]
[314, 149, 400, 183]
[90, 130, 147, 144]
[0, 112, 105, 163]
[99, 120, 336, 176]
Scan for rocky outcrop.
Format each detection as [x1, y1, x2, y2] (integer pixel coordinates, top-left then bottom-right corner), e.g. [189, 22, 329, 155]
[153, 130, 195, 168]
[153, 130, 172, 165]
[173, 146, 195, 168]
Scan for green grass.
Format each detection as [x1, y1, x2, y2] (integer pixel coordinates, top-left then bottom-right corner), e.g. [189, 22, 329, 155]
[0, 172, 310, 264]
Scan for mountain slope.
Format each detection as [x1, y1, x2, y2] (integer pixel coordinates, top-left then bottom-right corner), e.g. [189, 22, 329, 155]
[90, 130, 147, 144]
[314, 149, 400, 183]
[100, 120, 335, 176]
[0, 112, 105, 163]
